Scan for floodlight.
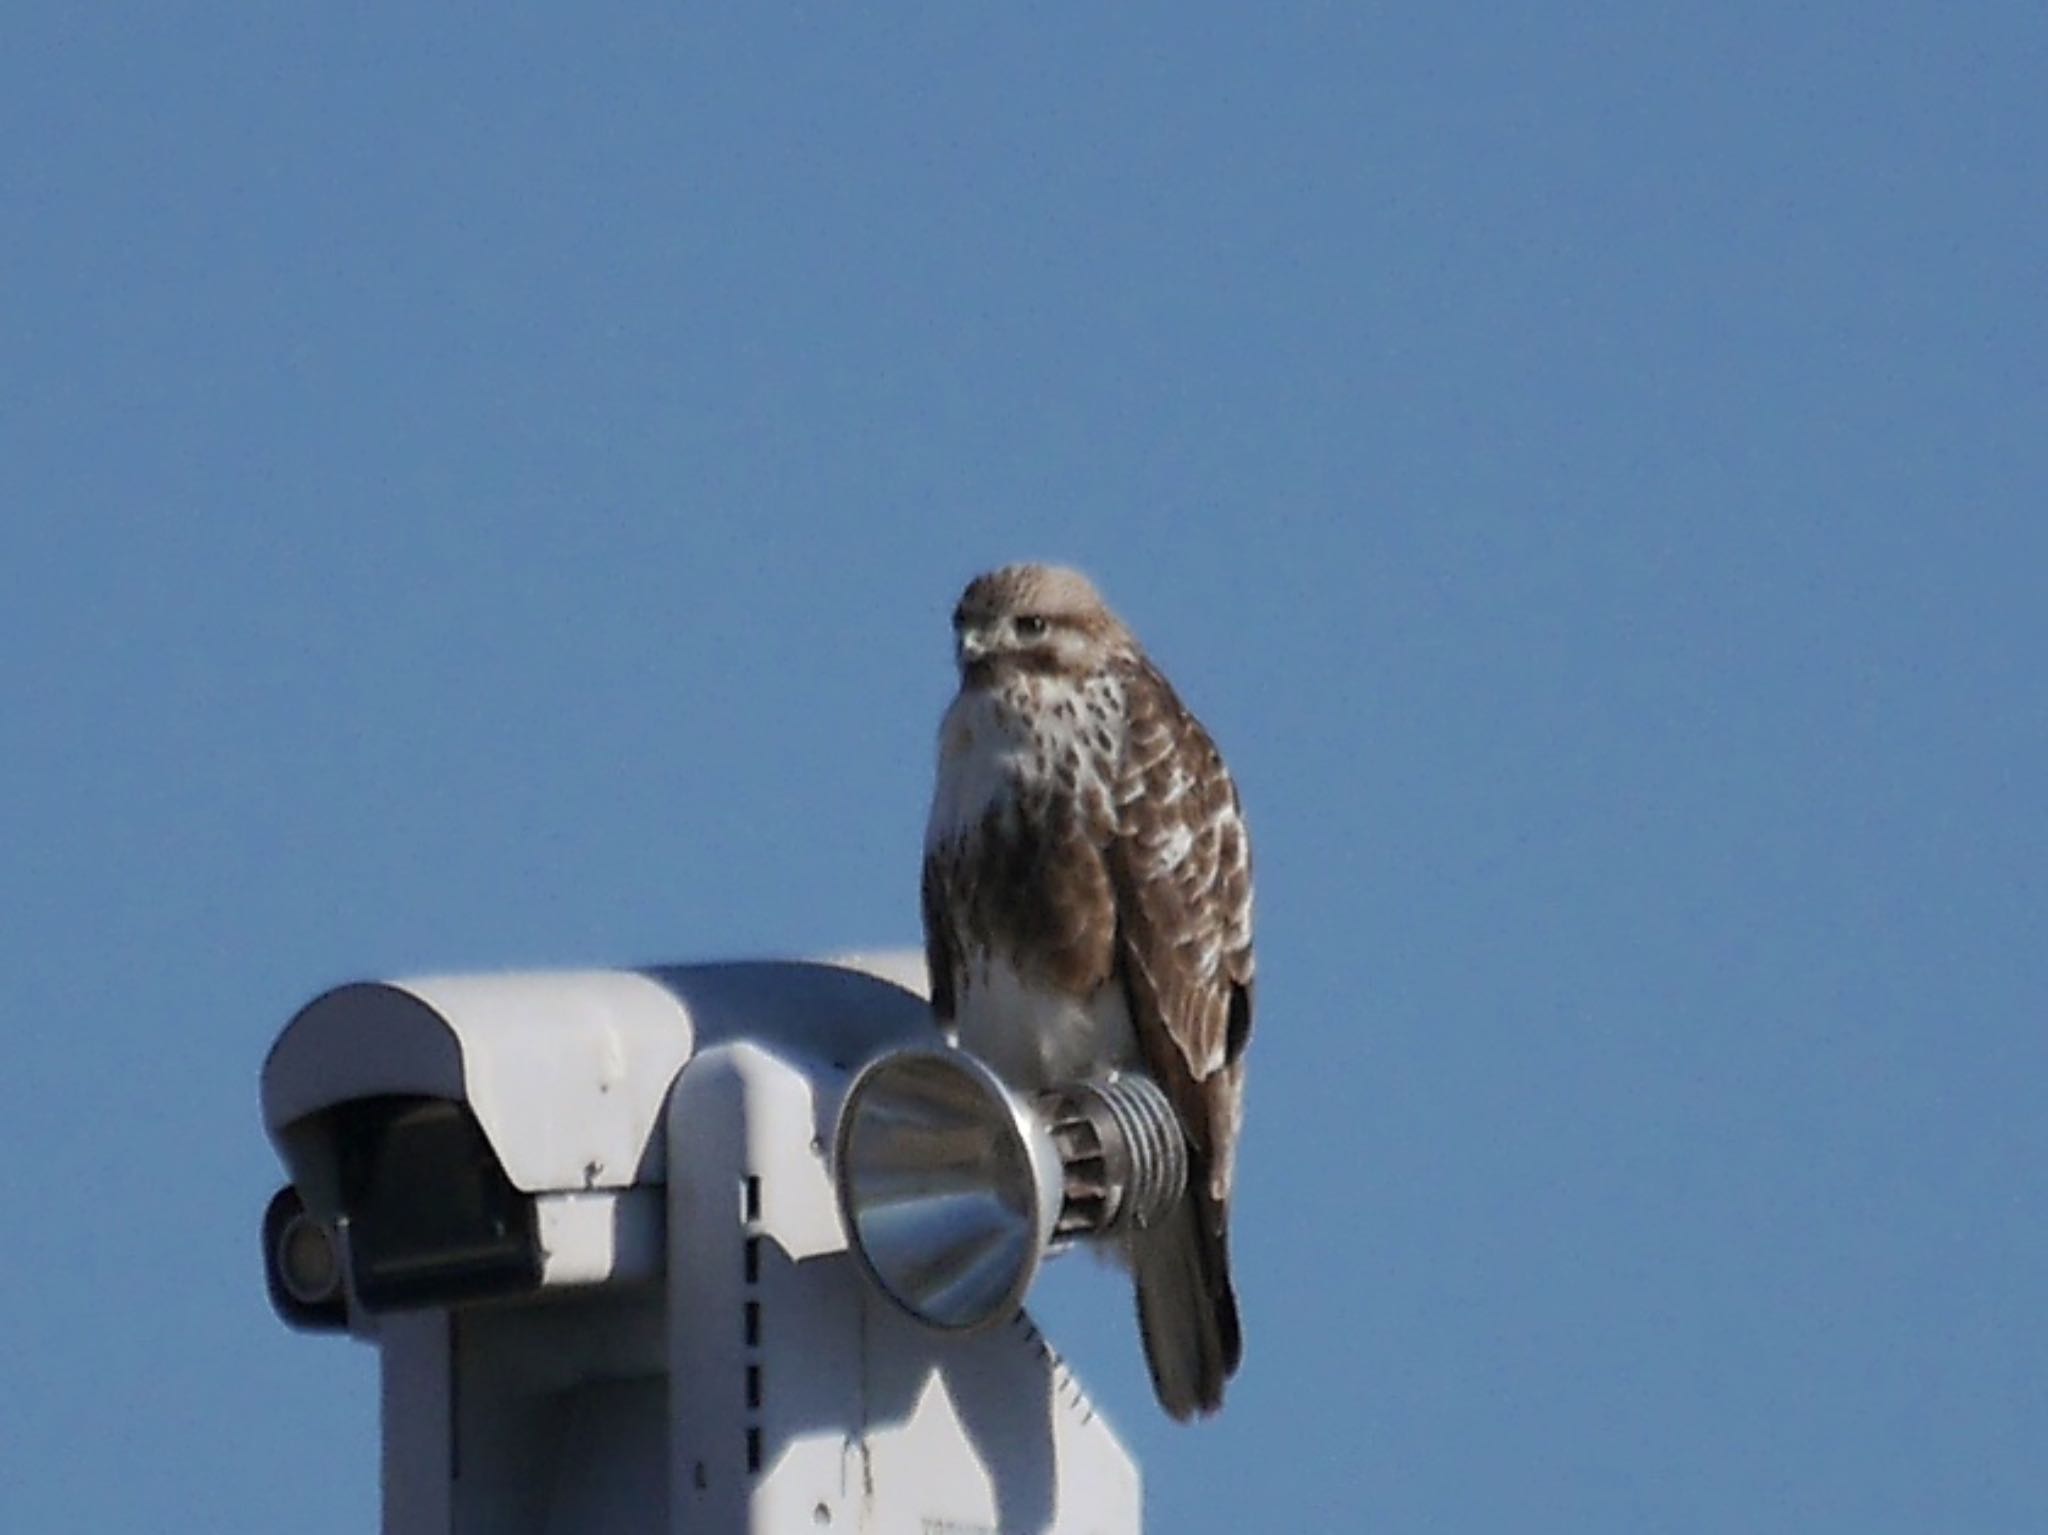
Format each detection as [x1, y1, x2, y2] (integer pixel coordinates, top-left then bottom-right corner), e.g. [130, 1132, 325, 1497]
[833, 1047, 1064, 1330]
[262, 1185, 348, 1332]
[278, 1209, 342, 1303]
[833, 1045, 1189, 1332]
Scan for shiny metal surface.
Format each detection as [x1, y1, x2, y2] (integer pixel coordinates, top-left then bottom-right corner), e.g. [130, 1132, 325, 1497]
[833, 1047, 1063, 1331]
[1040, 1072, 1189, 1236]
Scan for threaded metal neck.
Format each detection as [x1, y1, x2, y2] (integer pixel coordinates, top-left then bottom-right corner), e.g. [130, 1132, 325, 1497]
[1038, 1072, 1189, 1239]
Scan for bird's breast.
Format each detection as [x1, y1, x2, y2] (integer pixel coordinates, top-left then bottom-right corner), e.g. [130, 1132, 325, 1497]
[925, 679, 1123, 852]
[954, 952, 1137, 1093]
[926, 688, 1027, 850]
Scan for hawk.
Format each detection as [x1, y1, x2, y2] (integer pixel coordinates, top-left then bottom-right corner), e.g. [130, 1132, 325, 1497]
[921, 563, 1254, 1419]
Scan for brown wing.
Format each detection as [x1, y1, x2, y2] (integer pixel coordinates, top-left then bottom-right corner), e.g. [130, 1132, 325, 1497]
[1107, 657, 1255, 1213]
[921, 845, 959, 1023]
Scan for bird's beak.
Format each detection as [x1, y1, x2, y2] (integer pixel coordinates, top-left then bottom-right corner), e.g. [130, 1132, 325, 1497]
[957, 629, 990, 664]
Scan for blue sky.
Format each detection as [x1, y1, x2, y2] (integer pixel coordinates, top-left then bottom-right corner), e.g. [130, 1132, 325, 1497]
[3, 5, 2044, 1530]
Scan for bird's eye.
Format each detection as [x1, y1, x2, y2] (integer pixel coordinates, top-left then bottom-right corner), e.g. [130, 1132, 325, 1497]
[1016, 615, 1049, 639]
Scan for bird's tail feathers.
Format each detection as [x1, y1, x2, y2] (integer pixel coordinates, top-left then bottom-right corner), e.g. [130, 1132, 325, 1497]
[1131, 1191, 1241, 1420]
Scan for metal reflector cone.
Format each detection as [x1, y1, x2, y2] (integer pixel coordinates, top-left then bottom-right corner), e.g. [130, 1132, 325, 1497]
[834, 1048, 1063, 1331]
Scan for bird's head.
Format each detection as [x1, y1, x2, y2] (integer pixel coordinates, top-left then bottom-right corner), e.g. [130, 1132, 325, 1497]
[950, 563, 1137, 683]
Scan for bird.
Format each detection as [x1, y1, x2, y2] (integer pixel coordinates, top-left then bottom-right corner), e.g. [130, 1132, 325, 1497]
[920, 562, 1254, 1419]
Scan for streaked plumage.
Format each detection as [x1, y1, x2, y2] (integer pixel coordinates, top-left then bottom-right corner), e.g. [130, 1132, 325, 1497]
[921, 563, 1254, 1419]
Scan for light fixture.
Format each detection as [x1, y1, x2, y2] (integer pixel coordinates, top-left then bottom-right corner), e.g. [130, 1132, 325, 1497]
[277, 1208, 343, 1304]
[833, 1045, 1188, 1332]
[262, 1185, 350, 1332]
